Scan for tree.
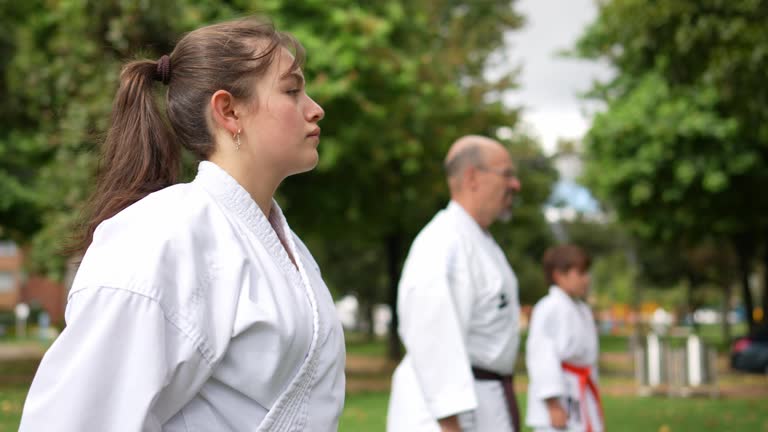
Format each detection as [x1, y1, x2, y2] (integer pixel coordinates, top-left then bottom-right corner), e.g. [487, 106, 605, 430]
[0, 0, 50, 242]
[282, 1, 553, 357]
[575, 0, 768, 331]
[0, 1, 557, 358]
[0, 1, 237, 278]
[494, 132, 558, 305]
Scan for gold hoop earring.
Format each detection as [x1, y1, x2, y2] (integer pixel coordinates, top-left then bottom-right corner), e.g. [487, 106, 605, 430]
[234, 129, 242, 151]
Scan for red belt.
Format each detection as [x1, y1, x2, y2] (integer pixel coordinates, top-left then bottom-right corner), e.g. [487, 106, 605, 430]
[471, 367, 520, 432]
[561, 362, 604, 432]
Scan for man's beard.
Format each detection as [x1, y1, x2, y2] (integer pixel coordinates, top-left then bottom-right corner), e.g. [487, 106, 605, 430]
[496, 193, 517, 223]
[496, 207, 513, 223]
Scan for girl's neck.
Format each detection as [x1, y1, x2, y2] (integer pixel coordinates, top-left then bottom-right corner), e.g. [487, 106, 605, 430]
[208, 155, 281, 217]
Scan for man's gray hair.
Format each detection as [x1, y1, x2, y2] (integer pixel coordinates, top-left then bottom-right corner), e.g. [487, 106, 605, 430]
[444, 145, 484, 178]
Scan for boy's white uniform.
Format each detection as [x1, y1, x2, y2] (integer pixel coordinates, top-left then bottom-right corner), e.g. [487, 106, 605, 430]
[387, 201, 521, 432]
[525, 286, 603, 432]
[20, 162, 346, 431]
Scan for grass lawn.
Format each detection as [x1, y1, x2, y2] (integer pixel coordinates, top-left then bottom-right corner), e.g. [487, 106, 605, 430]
[0, 384, 27, 431]
[2, 382, 765, 431]
[341, 391, 768, 432]
[345, 333, 391, 357]
[1, 324, 760, 430]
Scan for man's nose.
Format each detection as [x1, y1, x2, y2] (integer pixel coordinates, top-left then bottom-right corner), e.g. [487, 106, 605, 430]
[508, 177, 521, 192]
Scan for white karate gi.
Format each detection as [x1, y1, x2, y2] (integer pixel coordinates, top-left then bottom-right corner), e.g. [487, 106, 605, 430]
[20, 161, 345, 432]
[525, 286, 602, 432]
[387, 201, 521, 432]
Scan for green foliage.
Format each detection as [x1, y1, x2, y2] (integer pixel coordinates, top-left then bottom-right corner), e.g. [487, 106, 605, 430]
[494, 132, 557, 304]
[573, 1, 768, 317]
[591, 251, 637, 306]
[584, 73, 744, 241]
[281, 0, 559, 313]
[562, 217, 626, 257]
[277, 0, 524, 237]
[0, 0, 232, 268]
[576, 0, 768, 243]
[0, 0, 557, 331]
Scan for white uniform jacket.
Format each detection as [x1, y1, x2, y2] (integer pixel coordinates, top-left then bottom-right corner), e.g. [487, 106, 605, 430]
[525, 286, 602, 432]
[387, 201, 521, 432]
[19, 161, 346, 432]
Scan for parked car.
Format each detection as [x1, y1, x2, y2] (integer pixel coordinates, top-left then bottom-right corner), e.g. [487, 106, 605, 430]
[731, 324, 768, 374]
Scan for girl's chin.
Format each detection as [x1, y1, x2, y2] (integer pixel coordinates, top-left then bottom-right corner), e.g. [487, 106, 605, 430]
[290, 153, 319, 175]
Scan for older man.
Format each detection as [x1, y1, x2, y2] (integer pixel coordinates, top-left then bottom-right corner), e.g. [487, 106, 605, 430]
[387, 135, 523, 432]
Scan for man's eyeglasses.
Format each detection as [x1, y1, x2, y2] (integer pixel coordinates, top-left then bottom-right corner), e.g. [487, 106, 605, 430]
[477, 166, 518, 179]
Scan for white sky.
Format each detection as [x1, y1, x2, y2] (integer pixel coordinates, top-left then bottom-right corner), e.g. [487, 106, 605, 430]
[497, 0, 614, 154]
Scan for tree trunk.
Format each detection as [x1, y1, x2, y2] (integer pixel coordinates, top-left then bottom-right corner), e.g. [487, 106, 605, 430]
[721, 282, 733, 346]
[625, 244, 642, 348]
[735, 238, 755, 331]
[686, 273, 699, 332]
[386, 232, 403, 360]
[363, 301, 375, 341]
[763, 246, 768, 325]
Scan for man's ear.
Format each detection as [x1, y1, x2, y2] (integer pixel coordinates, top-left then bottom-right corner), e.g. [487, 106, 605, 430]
[465, 165, 480, 190]
[210, 90, 241, 135]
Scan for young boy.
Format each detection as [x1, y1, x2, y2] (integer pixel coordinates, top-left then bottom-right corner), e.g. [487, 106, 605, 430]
[525, 245, 603, 432]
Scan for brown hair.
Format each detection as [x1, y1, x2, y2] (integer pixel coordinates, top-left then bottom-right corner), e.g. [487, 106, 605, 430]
[542, 244, 592, 286]
[71, 17, 304, 255]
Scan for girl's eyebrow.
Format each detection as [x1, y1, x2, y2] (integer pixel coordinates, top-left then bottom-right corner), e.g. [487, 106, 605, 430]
[281, 71, 305, 86]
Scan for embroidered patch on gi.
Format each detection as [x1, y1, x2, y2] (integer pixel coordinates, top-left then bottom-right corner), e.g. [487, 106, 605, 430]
[498, 292, 509, 309]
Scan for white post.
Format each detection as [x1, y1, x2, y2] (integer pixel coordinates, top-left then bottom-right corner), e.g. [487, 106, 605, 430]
[14, 302, 30, 339]
[687, 334, 703, 386]
[648, 333, 662, 386]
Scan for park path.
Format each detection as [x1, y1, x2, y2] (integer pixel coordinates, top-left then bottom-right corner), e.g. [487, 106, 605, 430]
[0, 343, 46, 362]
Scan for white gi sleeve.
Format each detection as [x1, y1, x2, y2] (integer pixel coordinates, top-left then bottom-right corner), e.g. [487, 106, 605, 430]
[526, 300, 566, 400]
[19, 286, 211, 432]
[399, 242, 477, 419]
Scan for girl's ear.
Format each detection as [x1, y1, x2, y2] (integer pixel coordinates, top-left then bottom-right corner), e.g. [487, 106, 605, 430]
[210, 90, 241, 135]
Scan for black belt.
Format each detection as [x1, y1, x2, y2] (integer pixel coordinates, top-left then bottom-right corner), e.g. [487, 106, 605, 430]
[471, 367, 521, 432]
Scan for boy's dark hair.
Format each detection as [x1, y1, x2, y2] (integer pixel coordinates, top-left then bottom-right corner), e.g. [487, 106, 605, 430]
[542, 244, 592, 286]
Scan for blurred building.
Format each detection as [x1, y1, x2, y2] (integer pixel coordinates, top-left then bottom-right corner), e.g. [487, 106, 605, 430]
[0, 241, 22, 309]
[0, 240, 66, 324]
